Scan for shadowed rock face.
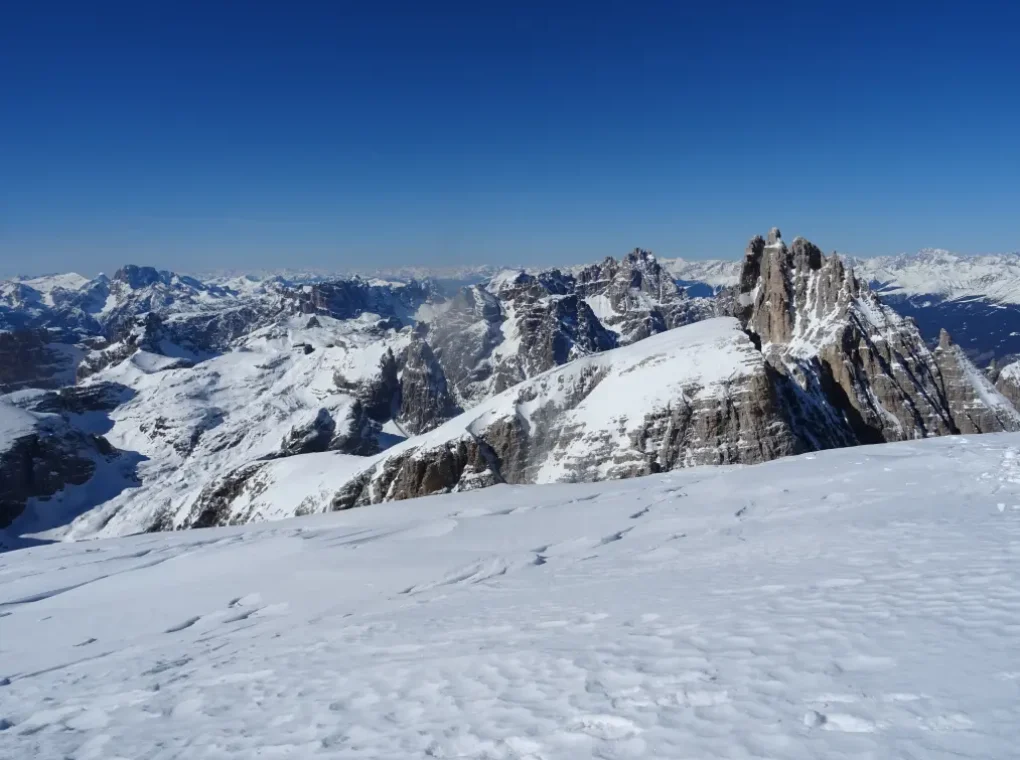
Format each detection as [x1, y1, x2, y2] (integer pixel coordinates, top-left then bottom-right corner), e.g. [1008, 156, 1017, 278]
[295, 279, 436, 324]
[0, 423, 116, 529]
[0, 330, 82, 393]
[488, 290, 617, 396]
[418, 273, 619, 413]
[419, 252, 712, 410]
[421, 286, 506, 406]
[398, 331, 461, 435]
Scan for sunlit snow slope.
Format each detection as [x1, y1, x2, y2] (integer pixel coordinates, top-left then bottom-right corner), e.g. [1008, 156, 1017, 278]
[2, 434, 1019, 759]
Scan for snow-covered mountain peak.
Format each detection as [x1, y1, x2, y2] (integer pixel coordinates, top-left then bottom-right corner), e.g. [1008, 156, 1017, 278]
[5, 232, 1020, 544]
[852, 248, 1020, 304]
[112, 264, 170, 289]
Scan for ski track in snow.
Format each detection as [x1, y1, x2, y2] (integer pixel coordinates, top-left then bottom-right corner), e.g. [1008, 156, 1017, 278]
[1, 434, 1020, 758]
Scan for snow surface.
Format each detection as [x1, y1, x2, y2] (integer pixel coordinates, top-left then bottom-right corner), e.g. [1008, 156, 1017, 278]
[998, 361, 1020, 382]
[378, 317, 763, 485]
[2, 433, 1019, 758]
[647, 258, 742, 289]
[16, 273, 91, 304]
[28, 314, 411, 541]
[853, 249, 1020, 304]
[0, 398, 39, 449]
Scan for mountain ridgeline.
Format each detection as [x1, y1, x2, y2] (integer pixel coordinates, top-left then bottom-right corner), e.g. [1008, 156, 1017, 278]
[2, 231, 1019, 541]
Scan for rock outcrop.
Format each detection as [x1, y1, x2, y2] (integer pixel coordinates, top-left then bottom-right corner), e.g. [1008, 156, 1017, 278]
[0, 404, 120, 530]
[994, 361, 1020, 409]
[315, 229, 1020, 516]
[398, 331, 461, 434]
[574, 249, 713, 343]
[314, 318, 806, 512]
[735, 228, 1020, 442]
[0, 329, 83, 392]
[933, 331, 1020, 433]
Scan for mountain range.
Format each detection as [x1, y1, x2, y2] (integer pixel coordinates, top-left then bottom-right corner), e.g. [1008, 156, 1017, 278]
[3, 232, 1020, 546]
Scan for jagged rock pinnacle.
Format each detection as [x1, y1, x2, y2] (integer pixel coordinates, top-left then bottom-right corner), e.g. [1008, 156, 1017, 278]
[767, 227, 782, 246]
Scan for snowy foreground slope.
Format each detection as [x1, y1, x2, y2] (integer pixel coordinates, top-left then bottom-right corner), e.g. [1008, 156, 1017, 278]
[3, 435, 1020, 759]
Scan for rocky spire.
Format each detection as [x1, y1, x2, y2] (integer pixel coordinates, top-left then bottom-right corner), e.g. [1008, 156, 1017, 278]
[736, 227, 1020, 443]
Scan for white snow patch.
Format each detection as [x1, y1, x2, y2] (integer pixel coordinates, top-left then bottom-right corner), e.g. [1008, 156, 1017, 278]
[1, 433, 1019, 757]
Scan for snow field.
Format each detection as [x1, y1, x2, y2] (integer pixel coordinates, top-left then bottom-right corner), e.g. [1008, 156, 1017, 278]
[1, 433, 1019, 758]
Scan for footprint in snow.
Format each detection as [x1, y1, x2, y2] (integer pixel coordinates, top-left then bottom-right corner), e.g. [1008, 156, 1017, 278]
[803, 710, 878, 733]
[599, 527, 633, 546]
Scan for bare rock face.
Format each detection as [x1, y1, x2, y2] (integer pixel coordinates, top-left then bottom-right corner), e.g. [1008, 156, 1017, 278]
[933, 331, 1020, 433]
[333, 437, 500, 510]
[27, 382, 132, 423]
[329, 319, 808, 509]
[420, 272, 618, 409]
[487, 287, 617, 396]
[0, 329, 82, 392]
[574, 249, 713, 343]
[0, 420, 116, 529]
[398, 331, 461, 435]
[356, 349, 402, 421]
[420, 286, 506, 406]
[173, 462, 269, 530]
[736, 229, 1020, 443]
[295, 278, 435, 324]
[279, 408, 337, 456]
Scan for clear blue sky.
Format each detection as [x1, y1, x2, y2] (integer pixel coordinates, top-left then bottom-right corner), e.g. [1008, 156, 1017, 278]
[1, 1, 1018, 276]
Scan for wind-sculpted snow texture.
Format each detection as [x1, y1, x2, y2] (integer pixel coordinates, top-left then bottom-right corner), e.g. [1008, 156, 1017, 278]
[1, 434, 1019, 758]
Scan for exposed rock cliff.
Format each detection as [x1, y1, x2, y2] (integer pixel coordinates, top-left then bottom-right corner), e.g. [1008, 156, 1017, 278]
[398, 330, 462, 434]
[0, 399, 124, 530]
[574, 249, 713, 343]
[736, 227, 1020, 441]
[178, 318, 810, 523]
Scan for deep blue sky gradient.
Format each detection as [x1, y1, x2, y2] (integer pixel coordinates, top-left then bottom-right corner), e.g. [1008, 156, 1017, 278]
[2, 1, 1018, 276]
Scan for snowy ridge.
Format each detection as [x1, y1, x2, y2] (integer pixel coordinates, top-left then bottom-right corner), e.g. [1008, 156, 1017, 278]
[416, 316, 758, 455]
[658, 256, 741, 289]
[852, 248, 1020, 304]
[134, 317, 778, 532]
[51, 315, 411, 540]
[6, 233, 1020, 542]
[1, 433, 1019, 758]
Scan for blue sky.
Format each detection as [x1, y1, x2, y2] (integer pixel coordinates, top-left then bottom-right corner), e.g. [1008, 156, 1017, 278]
[1, 1, 1018, 276]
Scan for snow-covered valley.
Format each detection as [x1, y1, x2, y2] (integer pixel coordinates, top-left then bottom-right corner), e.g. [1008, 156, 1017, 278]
[2, 433, 1019, 758]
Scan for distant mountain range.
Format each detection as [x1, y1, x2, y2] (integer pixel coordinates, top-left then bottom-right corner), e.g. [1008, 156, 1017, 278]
[3, 236, 1020, 548]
